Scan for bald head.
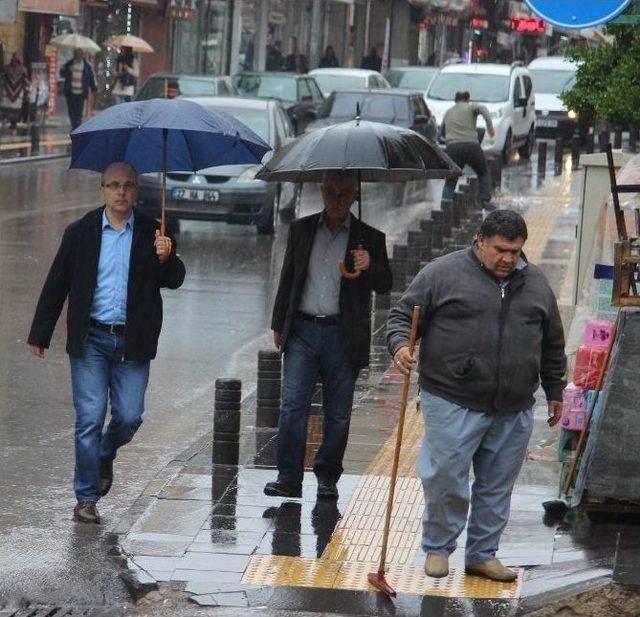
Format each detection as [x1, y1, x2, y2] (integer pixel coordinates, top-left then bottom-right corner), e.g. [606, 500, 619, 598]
[102, 162, 137, 185]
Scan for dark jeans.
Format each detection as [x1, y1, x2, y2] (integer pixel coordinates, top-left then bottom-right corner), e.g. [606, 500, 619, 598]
[443, 141, 493, 203]
[66, 93, 86, 130]
[277, 316, 359, 486]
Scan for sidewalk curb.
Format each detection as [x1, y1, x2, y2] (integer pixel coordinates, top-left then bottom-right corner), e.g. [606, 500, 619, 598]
[0, 152, 70, 165]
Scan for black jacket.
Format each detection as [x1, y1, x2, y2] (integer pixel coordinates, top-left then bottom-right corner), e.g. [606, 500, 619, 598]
[271, 212, 392, 370]
[28, 207, 185, 362]
[387, 248, 566, 413]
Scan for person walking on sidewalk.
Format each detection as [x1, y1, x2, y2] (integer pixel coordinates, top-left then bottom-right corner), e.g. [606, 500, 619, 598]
[386, 210, 565, 581]
[27, 162, 185, 524]
[60, 48, 97, 130]
[441, 91, 495, 209]
[265, 171, 392, 500]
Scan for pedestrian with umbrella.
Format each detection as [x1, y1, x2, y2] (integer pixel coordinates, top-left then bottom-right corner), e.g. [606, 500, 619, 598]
[59, 48, 97, 130]
[258, 116, 460, 506]
[111, 46, 139, 104]
[27, 98, 270, 524]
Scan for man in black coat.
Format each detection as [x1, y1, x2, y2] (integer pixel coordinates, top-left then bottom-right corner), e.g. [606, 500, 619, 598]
[28, 162, 185, 524]
[265, 171, 392, 499]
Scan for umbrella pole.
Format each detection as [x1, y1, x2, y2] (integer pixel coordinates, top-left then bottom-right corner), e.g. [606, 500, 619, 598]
[368, 305, 421, 598]
[161, 128, 168, 236]
[339, 170, 364, 280]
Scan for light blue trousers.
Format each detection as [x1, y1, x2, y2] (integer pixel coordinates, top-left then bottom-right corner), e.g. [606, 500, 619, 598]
[418, 390, 533, 565]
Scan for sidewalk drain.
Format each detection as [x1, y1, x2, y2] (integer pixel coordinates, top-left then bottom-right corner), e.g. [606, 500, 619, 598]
[3, 605, 123, 617]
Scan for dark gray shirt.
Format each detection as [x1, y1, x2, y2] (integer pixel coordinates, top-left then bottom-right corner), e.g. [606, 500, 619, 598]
[299, 214, 350, 316]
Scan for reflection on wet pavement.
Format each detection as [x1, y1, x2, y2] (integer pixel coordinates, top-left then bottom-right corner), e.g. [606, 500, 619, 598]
[115, 152, 640, 615]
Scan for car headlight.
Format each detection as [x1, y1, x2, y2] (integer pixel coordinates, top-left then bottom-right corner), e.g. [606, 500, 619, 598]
[237, 165, 262, 183]
[568, 109, 578, 120]
[490, 109, 503, 119]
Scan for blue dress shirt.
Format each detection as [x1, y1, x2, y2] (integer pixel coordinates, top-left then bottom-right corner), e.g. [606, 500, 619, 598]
[90, 210, 134, 325]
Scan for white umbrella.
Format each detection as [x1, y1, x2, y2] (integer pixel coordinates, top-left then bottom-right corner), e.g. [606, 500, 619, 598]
[50, 33, 101, 54]
[104, 34, 154, 53]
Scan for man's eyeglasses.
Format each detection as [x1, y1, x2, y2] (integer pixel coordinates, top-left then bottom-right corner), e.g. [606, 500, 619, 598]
[102, 181, 137, 192]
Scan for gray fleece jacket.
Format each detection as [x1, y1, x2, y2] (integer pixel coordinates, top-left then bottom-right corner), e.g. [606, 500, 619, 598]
[386, 247, 566, 414]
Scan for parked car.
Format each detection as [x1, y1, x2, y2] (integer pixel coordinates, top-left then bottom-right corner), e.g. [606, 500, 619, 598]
[136, 97, 300, 235]
[232, 71, 324, 134]
[305, 89, 437, 141]
[386, 66, 439, 94]
[308, 68, 390, 97]
[135, 73, 237, 101]
[426, 61, 536, 163]
[527, 56, 584, 140]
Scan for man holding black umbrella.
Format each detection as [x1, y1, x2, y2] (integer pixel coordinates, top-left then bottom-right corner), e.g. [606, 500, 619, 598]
[265, 171, 392, 499]
[27, 162, 185, 524]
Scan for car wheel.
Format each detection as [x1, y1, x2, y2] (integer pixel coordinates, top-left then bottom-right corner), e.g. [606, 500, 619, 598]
[502, 129, 513, 165]
[256, 191, 279, 235]
[518, 127, 535, 160]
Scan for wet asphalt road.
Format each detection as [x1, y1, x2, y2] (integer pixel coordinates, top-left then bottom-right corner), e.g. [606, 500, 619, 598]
[0, 158, 440, 608]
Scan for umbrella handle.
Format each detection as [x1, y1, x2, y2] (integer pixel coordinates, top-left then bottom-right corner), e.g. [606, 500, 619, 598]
[339, 243, 364, 280]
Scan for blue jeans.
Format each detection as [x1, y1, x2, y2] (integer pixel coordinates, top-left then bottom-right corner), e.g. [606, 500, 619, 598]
[277, 316, 359, 486]
[69, 325, 150, 502]
[418, 390, 533, 564]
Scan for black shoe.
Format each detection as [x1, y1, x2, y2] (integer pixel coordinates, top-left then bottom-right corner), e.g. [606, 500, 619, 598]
[73, 500, 100, 524]
[264, 480, 302, 498]
[317, 479, 339, 500]
[99, 459, 113, 497]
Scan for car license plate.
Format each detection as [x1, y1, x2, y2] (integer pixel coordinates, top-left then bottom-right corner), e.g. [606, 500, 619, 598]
[537, 119, 558, 128]
[171, 188, 219, 202]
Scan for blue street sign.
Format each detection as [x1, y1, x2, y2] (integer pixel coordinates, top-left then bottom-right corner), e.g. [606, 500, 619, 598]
[524, 0, 634, 29]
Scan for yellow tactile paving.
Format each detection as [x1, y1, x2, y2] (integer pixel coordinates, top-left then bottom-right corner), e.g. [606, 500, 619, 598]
[243, 206, 567, 598]
[242, 555, 522, 599]
[242, 389, 523, 598]
[365, 397, 424, 477]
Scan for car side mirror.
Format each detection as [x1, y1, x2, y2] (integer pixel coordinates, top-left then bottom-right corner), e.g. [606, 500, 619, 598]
[517, 97, 528, 108]
[414, 114, 428, 123]
[301, 94, 313, 102]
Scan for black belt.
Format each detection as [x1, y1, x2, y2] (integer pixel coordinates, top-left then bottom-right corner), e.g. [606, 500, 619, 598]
[90, 319, 126, 335]
[297, 312, 340, 326]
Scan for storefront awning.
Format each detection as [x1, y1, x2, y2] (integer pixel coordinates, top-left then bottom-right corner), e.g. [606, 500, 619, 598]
[18, 0, 80, 15]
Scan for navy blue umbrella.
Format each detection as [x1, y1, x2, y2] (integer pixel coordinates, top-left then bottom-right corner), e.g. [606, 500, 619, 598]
[70, 98, 271, 232]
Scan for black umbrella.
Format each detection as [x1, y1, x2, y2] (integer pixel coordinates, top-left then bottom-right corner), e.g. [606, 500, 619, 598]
[256, 116, 461, 278]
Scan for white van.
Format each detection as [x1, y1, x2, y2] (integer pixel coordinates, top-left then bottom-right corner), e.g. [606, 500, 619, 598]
[425, 61, 536, 163]
[527, 56, 580, 139]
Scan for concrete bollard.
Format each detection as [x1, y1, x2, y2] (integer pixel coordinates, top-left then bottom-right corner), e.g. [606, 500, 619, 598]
[419, 219, 433, 262]
[614, 127, 623, 150]
[256, 351, 281, 429]
[451, 192, 463, 228]
[213, 378, 241, 466]
[467, 176, 480, 205]
[571, 136, 580, 170]
[629, 128, 638, 153]
[599, 130, 610, 153]
[483, 158, 499, 192]
[440, 198, 453, 237]
[430, 211, 445, 251]
[554, 138, 563, 175]
[537, 141, 547, 175]
[406, 231, 423, 277]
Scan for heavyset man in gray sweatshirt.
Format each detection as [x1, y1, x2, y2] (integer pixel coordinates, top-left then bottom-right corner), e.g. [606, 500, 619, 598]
[441, 90, 495, 208]
[387, 210, 566, 582]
